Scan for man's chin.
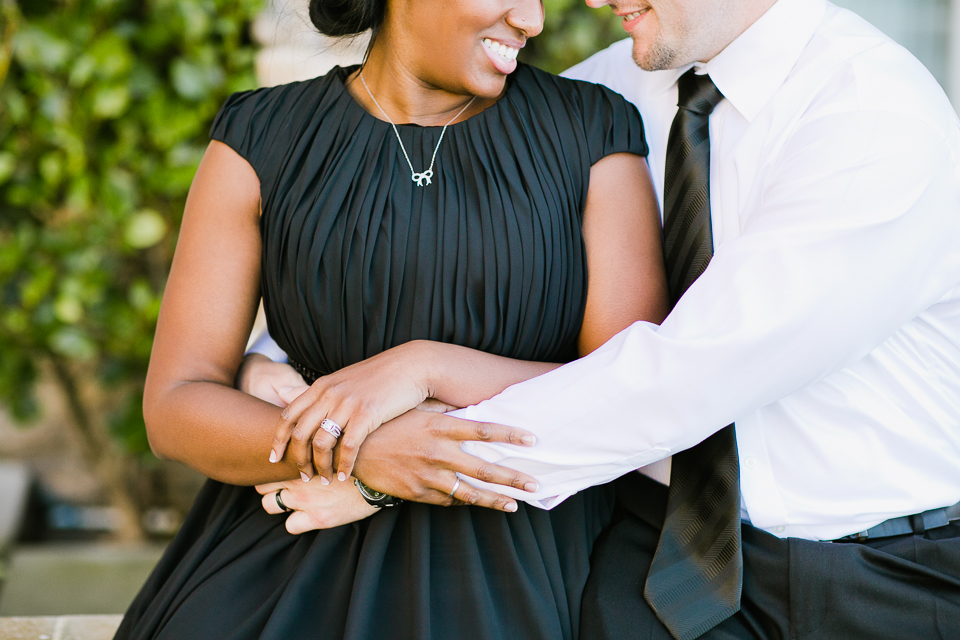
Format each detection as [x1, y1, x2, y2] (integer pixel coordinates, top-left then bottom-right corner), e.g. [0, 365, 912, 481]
[632, 39, 678, 71]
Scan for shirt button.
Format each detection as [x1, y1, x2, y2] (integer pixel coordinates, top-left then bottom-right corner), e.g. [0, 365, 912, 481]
[744, 456, 758, 468]
[773, 526, 785, 534]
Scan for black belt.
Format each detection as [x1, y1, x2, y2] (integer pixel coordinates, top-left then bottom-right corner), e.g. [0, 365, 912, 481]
[289, 358, 322, 385]
[835, 501, 960, 542]
[620, 473, 960, 544]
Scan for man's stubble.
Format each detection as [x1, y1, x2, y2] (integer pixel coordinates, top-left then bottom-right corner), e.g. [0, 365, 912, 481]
[633, 35, 679, 71]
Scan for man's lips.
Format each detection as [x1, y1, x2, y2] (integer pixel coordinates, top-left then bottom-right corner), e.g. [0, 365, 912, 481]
[617, 7, 651, 32]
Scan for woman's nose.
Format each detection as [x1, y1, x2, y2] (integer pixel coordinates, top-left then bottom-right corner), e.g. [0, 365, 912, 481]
[507, 0, 545, 38]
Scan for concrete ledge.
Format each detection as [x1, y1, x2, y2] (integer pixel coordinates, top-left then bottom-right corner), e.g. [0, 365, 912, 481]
[0, 615, 122, 640]
[0, 544, 164, 616]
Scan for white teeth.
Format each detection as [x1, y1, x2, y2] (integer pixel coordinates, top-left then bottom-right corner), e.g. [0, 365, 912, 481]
[624, 10, 643, 21]
[483, 38, 519, 62]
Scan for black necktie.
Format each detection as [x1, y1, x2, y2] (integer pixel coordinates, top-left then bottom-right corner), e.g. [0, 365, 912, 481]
[643, 69, 742, 640]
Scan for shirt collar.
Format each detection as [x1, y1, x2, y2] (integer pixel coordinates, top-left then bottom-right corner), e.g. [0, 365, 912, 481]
[645, 0, 827, 122]
[701, 0, 826, 122]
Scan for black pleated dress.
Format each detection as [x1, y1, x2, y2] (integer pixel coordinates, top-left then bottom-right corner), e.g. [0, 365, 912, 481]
[116, 64, 648, 640]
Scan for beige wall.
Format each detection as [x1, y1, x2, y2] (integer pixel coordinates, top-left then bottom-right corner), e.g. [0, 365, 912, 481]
[253, 0, 367, 87]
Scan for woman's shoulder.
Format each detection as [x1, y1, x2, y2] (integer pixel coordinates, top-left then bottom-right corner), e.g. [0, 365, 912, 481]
[208, 68, 350, 179]
[512, 64, 639, 112]
[510, 63, 649, 162]
[211, 71, 341, 140]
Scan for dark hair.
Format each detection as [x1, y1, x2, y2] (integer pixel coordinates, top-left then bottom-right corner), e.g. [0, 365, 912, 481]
[308, 0, 386, 38]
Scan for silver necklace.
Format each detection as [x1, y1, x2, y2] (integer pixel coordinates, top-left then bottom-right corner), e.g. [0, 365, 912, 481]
[360, 73, 476, 187]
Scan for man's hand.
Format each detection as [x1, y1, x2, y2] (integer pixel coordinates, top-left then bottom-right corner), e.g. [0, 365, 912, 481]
[353, 408, 540, 513]
[235, 353, 306, 407]
[256, 475, 378, 534]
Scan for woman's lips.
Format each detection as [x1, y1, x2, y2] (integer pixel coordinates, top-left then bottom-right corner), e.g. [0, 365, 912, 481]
[482, 38, 520, 75]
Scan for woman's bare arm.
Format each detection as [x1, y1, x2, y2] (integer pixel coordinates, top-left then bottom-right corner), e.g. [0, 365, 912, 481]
[577, 152, 668, 355]
[143, 141, 300, 485]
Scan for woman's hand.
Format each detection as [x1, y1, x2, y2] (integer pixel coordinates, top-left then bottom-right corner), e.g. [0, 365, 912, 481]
[257, 476, 378, 534]
[270, 341, 442, 485]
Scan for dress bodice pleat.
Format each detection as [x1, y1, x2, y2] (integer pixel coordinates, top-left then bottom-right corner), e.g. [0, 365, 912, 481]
[211, 64, 647, 373]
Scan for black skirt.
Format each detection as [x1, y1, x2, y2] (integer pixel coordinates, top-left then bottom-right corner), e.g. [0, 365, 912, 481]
[115, 480, 614, 640]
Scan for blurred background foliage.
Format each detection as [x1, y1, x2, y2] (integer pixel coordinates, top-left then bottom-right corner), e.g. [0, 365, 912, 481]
[0, 0, 262, 539]
[0, 0, 623, 539]
[523, 0, 625, 74]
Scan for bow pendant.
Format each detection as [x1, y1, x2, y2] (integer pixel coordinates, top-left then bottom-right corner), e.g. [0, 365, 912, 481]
[412, 170, 433, 187]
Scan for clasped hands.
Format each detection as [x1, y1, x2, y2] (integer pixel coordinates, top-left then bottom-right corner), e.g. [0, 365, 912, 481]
[242, 342, 540, 533]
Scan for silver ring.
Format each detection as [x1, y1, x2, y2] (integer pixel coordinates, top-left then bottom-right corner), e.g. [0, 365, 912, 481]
[320, 418, 342, 439]
[275, 488, 293, 512]
[449, 477, 461, 498]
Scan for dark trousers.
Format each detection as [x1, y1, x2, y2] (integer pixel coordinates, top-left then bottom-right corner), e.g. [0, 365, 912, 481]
[581, 473, 960, 640]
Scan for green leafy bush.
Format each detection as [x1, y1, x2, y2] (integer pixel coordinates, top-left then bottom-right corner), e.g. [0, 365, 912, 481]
[0, 0, 261, 538]
[523, 0, 626, 74]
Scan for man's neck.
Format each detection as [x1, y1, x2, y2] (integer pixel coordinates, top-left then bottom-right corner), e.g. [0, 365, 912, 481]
[693, 0, 780, 66]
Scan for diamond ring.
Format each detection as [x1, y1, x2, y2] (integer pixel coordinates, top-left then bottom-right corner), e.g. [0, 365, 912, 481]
[320, 418, 342, 439]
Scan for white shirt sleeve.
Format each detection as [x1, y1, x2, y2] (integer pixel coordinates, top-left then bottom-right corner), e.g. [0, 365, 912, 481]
[246, 330, 288, 363]
[453, 111, 960, 509]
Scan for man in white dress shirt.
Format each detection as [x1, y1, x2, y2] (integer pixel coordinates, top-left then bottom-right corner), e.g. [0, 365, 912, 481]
[244, 0, 960, 636]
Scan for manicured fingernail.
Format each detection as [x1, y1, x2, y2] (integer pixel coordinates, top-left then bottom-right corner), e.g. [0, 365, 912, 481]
[504, 502, 518, 512]
[301, 472, 310, 483]
[320, 476, 330, 485]
[524, 482, 539, 493]
[338, 472, 346, 482]
[521, 435, 536, 446]
[268, 450, 278, 464]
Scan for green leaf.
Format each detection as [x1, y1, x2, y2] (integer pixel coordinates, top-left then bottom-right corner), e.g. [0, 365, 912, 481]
[20, 265, 55, 309]
[54, 295, 84, 324]
[3, 89, 29, 124]
[13, 25, 72, 72]
[49, 327, 97, 360]
[171, 58, 224, 101]
[88, 33, 134, 80]
[38, 152, 63, 186]
[0, 152, 15, 184]
[124, 209, 168, 249]
[69, 55, 98, 88]
[92, 85, 130, 119]
[128, 280, 155, 311]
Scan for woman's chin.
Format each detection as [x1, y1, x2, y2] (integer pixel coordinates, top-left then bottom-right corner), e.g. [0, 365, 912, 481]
[462, 70, 511, 101]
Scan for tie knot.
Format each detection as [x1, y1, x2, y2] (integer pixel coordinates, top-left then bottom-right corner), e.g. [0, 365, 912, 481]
[677, 69, 724, 116]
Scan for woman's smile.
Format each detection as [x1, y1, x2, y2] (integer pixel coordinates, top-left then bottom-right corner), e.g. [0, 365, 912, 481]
[482, 37, 522, 75]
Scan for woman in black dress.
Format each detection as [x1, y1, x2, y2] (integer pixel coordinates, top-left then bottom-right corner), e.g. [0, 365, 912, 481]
[118, 0, 667, 637]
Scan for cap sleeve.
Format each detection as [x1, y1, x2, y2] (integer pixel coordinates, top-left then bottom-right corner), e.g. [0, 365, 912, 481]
[209, 88, 273, 177]
[573, 81, 649, 165]
[209, 81, 317, 201]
